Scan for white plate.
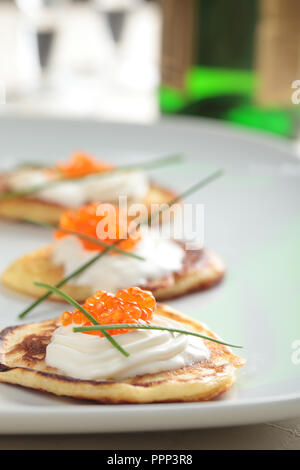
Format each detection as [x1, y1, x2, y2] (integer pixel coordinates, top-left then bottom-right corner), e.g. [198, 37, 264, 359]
[0, 115, 299, 434]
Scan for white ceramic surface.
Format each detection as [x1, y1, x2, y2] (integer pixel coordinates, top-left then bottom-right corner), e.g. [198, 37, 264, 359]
[0, 116, 299, 434]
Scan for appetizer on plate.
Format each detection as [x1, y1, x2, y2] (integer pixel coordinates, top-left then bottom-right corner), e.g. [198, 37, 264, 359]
[0, 152, 176, 225]
[2, 202, 225, 303]
[0, 286, 244, 403]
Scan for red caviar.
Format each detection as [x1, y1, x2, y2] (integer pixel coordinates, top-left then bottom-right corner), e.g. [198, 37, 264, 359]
[61, 287, 156, 337]
[55, 202, 141, 252]
[57, 151, 114, 179]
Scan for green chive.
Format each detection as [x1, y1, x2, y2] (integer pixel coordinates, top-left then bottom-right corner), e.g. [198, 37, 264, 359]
[36, 283, 242, 354]
[18, 247, 112, 319]
[21, 219, 145, 262]
[1, 154, 183, 201]
[34, 282, 129, 357]
[18, 169, 224, 319]
[73, 324, 242, 349]
[141, 169, 224, 227]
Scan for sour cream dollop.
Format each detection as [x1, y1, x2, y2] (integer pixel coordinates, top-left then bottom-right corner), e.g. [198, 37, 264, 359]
[45, 315, 210, 380]
[52, 228, 185, 293]
[7, 168, 149, 207]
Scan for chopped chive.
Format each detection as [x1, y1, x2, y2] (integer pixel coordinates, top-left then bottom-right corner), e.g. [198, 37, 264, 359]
[73, 324, 242, 349]
[141, 169, 224, 227]
[18, 169, 224, 319]
[119, 153, 183, 172]
[18, 246, 112, 319]
[22, 219, 145, 262]
[34, 282, 129, 357]
[1, 154, 183, 201]
[36, 283, 242, 355]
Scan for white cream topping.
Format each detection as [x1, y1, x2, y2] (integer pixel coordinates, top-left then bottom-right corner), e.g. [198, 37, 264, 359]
[52, 228, 185, 292]
[45, 314, 210, 380]
[7, 168, 149, 207]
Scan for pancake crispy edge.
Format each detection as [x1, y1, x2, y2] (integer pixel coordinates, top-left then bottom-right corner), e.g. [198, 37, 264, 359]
[1, 243, 225, 302]
[0, 304, 245, 403]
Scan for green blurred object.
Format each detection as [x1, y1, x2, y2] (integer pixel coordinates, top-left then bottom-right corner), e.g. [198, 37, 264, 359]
[160, 67, 253, 113]
[226, 104, 293, 138]
[159, 66, 294, 138]
[159, 0, 296, 138]
[187, 67, 254, 100]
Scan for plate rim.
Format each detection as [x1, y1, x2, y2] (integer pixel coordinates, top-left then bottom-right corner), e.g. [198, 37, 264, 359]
[0, 112, 295, 158]
[0, 388, 300, 434]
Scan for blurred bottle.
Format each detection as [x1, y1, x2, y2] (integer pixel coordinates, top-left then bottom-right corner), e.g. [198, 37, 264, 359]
[159, 0, 300, 138]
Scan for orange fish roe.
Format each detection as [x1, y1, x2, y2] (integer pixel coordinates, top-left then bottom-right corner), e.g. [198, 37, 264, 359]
[61, 287, 156, 337]
[57, 151, 114, 179]
[54, 202, 141, 252]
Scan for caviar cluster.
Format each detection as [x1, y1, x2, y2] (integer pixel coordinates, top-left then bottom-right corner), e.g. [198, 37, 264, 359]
[61, 287, 156, 337]
[55, 202, 141, 252]
[57, 152, 114, 178]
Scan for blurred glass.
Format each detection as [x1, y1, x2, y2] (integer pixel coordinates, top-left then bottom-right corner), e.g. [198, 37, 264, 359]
[15, 0, 67, 78]
[0, 2, 40, 99]
[93, 0, 140, 44]
[0, 0, 70, 102]
[91, 0, 142, 84]
[0, 0, 160, 122]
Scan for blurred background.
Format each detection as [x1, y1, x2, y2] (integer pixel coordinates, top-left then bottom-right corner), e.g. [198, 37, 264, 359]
[0, 0, 300, 137]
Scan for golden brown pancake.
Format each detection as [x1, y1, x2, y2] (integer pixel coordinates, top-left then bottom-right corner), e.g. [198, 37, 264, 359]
[1, 242, 225, 302]
[0, 182, 176, 225]
[0, 304, 244, 403]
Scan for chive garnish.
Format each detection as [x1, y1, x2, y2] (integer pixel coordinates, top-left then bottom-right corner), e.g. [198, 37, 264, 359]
[35, 282, 242, 354]
[18, 169, 224, 319]
[22, 219, 145, 261]
[18, 246, 113, 319]
[34, 282, 129, 357]
[137, 169, 224, 228]
[73, 324, 242, 349]
[1, 154, 183, 201]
